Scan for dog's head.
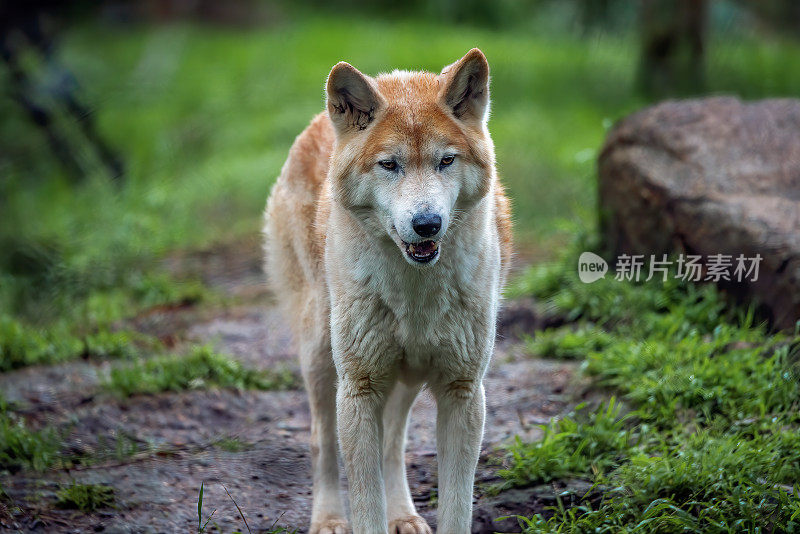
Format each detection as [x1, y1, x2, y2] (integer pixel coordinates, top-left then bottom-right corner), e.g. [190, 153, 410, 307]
[326, 49, 494, 267]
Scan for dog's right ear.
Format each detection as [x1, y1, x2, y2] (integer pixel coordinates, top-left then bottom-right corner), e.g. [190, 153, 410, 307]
[439, 48, 490, 125]
[326, 62, 383, 136]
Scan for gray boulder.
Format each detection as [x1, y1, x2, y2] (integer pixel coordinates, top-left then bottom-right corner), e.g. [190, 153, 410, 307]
[599, 97, 800, 329]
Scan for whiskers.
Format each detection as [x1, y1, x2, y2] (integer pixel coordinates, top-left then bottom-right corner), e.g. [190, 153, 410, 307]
[440, 207, 466, 247]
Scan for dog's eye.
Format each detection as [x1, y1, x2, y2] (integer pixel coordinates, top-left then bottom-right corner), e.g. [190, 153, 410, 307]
[378, 160, 397, 171]
[440, 155, 455, 167]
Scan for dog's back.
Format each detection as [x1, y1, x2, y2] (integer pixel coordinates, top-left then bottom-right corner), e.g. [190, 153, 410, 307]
[264, 113, 334, 311]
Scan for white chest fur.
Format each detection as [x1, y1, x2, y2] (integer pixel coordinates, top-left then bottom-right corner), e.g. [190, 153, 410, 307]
[327, 204, 501, 375]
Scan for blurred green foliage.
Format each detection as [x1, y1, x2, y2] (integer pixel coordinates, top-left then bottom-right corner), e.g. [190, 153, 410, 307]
[3, 12, 800, 321]
[1, 10, 799, 332]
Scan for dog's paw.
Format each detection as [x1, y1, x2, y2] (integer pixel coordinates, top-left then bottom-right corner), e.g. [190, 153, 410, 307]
[388, 515, 432, 534]
[309, 517, 349, 534]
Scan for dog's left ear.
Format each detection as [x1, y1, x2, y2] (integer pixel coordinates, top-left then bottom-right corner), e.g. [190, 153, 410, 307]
[439, 48, 490, 125]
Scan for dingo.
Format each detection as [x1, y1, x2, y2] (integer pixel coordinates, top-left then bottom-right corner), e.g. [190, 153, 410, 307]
[264, 48, 511, 533]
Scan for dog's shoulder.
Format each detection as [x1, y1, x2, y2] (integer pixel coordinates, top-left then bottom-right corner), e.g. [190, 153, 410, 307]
[265, 113, 336, 292]
[283, 112, 336, 195]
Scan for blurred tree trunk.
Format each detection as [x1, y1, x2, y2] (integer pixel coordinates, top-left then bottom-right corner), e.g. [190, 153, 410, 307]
[637, 0, 708, 98]
[0, 2, 125, 183]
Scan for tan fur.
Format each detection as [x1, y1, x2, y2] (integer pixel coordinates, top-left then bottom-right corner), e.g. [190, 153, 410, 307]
[265, 49, 511, 534]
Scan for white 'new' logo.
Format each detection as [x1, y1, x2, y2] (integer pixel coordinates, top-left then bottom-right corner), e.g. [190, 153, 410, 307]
[578, 252, 608, 283]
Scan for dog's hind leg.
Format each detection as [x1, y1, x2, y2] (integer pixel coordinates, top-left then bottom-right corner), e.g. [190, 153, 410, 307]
[383, 381, 431, 534]
[298, 319, 347, 534]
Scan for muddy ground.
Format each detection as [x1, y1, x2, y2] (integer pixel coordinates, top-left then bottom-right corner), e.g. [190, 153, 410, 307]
[1, 240, 582, 533]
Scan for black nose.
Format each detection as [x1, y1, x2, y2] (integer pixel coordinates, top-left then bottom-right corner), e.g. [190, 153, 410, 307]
[412, 213, 442, 238]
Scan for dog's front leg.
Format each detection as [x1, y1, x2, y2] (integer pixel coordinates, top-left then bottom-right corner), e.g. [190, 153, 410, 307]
[433, 377, 485, 533]
[337, 373, 391, 533]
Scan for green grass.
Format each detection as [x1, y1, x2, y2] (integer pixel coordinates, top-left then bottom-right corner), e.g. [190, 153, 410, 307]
[105, 346, 298, 397]
[214, 437, 251, 453]
[55, 482, 115, 512]
[0, 482, 13, 523]
[525, 324, 615, 360]
[0, 418, 59, 472]
[0, 346, 296, 472]
[0, 397, 60, 472]
[0, 264, 206, 372]
[0, 315, 162, 372]
[504, 236, 800, 532]
[500, 398, 633, 487]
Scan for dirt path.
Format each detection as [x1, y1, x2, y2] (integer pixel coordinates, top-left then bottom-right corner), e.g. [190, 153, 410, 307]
[1, 243, 579, 533]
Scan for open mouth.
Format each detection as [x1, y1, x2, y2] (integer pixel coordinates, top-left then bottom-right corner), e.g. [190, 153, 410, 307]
[403, 240, 439, 263]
